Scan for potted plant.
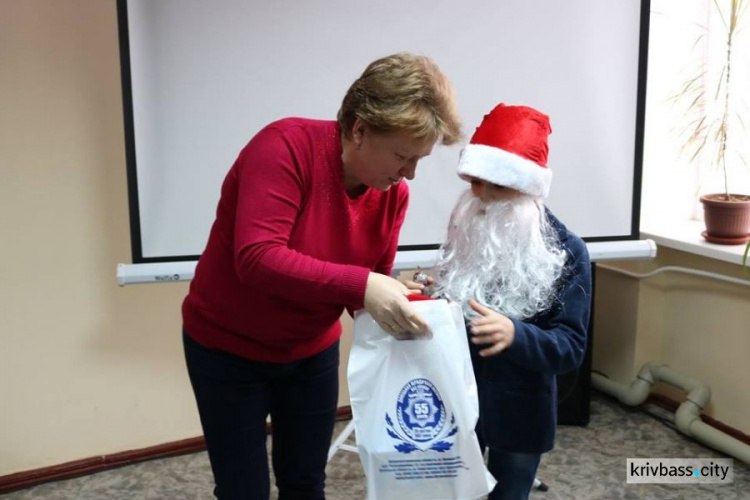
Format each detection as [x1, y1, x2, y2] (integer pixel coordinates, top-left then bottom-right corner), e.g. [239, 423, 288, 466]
[675, 0, 750, 244]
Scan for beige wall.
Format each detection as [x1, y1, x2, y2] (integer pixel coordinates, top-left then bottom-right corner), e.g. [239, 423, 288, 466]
[594, 247, 750, 432]
[1, 0, 193, 474]
[2, 0, 748, 479]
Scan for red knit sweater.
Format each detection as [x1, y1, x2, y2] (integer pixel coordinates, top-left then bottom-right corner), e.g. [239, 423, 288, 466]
[182, 119, 409, 362]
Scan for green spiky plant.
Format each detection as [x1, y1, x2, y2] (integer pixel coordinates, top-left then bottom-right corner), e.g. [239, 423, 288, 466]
[674, 0, 750, 201]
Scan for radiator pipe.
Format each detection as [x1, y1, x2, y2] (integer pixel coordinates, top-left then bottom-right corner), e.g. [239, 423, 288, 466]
[592, 362, 750, 465]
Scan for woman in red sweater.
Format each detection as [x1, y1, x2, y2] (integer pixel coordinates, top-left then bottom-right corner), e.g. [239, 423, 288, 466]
[182, 53, 462, 499]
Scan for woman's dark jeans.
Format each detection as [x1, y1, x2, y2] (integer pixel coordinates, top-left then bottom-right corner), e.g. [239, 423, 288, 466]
[183, 332, 340, 500]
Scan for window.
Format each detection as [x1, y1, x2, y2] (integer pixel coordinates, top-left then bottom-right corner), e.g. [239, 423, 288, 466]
[641, 0, 750, 228]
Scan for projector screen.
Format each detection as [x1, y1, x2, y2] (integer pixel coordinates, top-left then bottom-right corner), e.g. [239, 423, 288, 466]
[117, 0, 648, 263]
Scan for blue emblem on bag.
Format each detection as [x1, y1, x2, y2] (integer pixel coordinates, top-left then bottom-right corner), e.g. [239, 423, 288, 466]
[385, 378, 458, 453]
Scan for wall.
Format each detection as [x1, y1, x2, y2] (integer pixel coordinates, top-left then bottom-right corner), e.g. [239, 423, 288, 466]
[0, 0, 190, 474]
[594, 247, 750, 432]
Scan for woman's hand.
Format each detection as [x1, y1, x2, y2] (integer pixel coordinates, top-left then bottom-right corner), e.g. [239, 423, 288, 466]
[401, 268, 435, 296]
[402, 275, 435, 294]
[364, 272, 429, 337]
[468, 299, 515, 357]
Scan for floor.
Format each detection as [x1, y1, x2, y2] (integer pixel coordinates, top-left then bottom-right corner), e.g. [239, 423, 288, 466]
[3, 392, 749, 499]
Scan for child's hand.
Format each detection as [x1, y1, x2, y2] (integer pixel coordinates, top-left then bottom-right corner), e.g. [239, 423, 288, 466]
[468, 299, 515, 357]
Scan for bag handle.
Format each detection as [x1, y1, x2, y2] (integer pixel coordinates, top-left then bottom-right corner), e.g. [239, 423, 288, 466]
[406, 294, 434, 302]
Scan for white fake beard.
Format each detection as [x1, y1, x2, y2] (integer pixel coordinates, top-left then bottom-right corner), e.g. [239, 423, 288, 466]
[433, 190, 566, 320]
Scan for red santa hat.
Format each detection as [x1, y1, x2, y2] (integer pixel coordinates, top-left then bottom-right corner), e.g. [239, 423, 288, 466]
[457, 103, 553, 198]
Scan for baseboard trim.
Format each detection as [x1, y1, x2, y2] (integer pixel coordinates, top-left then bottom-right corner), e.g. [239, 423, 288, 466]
[0, 406, 354, 494]
[0, 436, 206, 494]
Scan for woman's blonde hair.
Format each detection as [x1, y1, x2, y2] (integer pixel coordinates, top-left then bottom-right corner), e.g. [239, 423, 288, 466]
[338, 53, 462, 145]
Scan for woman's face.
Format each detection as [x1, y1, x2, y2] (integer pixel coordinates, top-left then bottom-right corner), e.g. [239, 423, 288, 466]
[344, 120, 435, 192]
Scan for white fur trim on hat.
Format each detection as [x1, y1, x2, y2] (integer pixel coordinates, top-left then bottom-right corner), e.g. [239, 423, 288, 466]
[457, 143, 552, 198]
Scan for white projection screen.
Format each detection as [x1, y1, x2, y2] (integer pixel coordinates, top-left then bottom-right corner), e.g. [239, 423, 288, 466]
[118, 0, 648, 263]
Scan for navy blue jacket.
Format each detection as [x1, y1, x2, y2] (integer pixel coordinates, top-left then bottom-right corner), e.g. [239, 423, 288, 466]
[470, 209, 592, 453]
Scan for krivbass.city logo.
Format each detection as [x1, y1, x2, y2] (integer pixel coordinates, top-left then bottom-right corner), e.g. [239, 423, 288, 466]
[627, 458, 733, 484]
[385, 378, 458, 453]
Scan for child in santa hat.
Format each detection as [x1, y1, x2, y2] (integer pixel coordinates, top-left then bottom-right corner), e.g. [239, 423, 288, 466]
[430, 103, 592, 499]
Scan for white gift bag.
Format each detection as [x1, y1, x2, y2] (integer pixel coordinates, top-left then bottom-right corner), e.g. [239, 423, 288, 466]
[348, 299, 496, 500]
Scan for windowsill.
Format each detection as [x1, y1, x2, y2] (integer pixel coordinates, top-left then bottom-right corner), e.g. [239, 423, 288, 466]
[640, 219, 748, 266]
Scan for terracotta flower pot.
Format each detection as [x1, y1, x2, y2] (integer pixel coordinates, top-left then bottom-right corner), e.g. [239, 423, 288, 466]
[699, 194, 750, 244]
